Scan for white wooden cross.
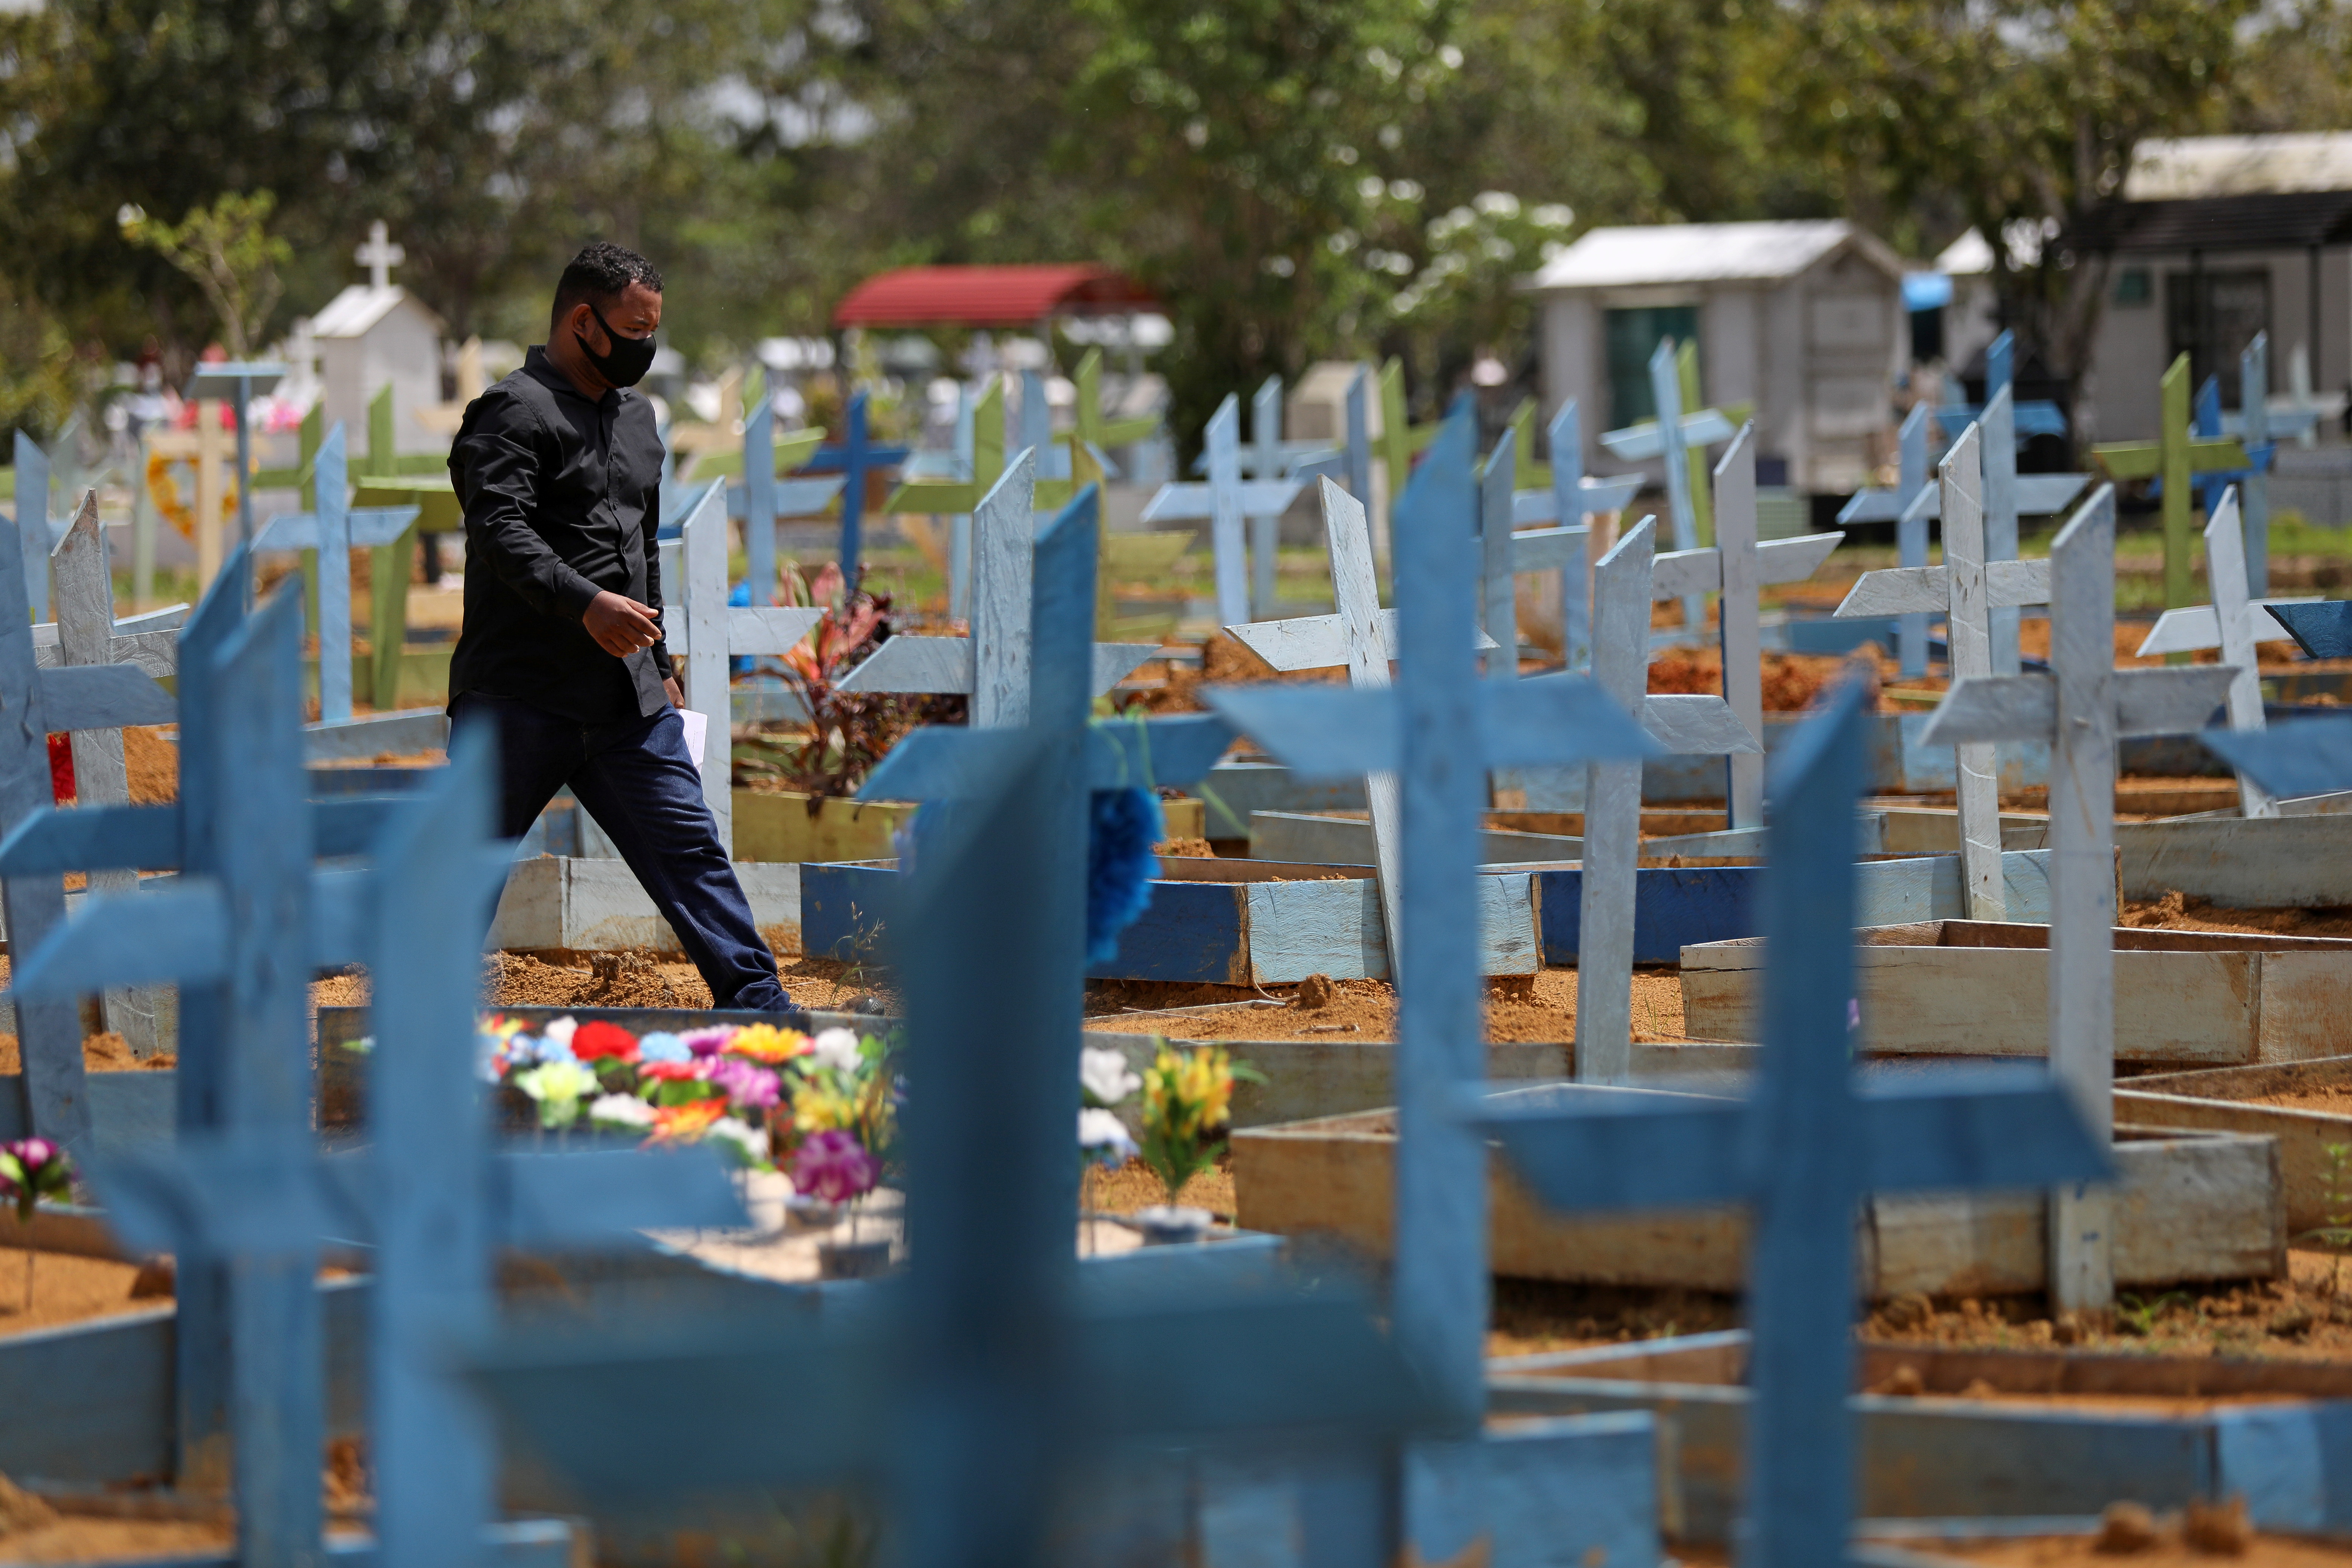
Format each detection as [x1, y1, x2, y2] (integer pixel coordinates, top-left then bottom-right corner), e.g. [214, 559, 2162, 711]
[1919, 484, 2238, 1311]
[2134, 484, 2312, 819]
[1600, 338, 1737, 634]
[0, 493, 178, 1149]
[1141, 394, 1304, 624]
[833, 449, 1160, 723]
[1204, 406, 1659, 1563]
[664, 482, 828, 850]
[1836, 421, 2051, 918]
[1222, 477, 1501, 962]
[1577, 513, 1760, 1085]
[1478, 421, 1647, 684]
[356, 219, 404, 288]
[255, 423, 421, 724]
[1473, 677, 2107, 1568]
[41, 494, 183, 1058]
[1644, 425, 1842, 828]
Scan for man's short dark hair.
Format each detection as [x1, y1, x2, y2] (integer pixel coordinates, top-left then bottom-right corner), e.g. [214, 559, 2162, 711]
[550, 241, 663, 329]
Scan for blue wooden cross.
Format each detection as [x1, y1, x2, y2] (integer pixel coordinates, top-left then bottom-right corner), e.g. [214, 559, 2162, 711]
[454, 495, 1437, 1568]
[1201, 402, 1662, 1563]
[0, 493, 178, 1151]
[732, 383, 848, 607]
[1143, 393, 1307, 624]
[40, 719, 746, 1568]
[1600, 339, 1734, 635]
[9, 430, 73, 620]
[255, 423, 420, 723]
[1504, 400, 1643, 670]
[1467, 678, 2109, 1568]
[796, 388, 911, 591]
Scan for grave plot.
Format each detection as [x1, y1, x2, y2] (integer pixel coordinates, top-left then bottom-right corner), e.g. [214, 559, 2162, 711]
[2116, 1054, 2352, 1238]
[1680, 921, 2352, 1066]
[1488, 1331, 2352, 1546]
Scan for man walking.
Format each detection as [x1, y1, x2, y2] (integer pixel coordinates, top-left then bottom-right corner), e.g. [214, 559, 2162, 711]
[449, 240, 798, 1015]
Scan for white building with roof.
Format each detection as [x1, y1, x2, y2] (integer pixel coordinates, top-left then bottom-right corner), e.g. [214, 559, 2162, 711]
[313, 230, 446, 456]
[1526, 219, 1907, 494]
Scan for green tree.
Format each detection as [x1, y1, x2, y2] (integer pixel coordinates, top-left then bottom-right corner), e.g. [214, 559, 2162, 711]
[119, 192, 291, 358]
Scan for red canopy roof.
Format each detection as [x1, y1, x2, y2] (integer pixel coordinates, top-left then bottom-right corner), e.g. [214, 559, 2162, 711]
[832, 265, 1160, 329]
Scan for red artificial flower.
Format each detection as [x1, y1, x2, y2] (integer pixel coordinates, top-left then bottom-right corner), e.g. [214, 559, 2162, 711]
[639, 1059, 705, 1082]
[570, 1021, 640, 1062]
[47, 734, 74, 803]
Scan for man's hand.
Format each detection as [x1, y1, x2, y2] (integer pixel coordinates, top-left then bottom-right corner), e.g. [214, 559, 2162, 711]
[584, 590, 662, 657]
[663, 675, 685, 710]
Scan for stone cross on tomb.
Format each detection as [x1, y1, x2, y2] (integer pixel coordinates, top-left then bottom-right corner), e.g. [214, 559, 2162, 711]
[39, 492, 186, 1057]
[10, 430, 73, 620]
[1203, 404, 1661, 1564]
[1141, 392, 1307, 625]
[2134, 483, 2312, 819]
[1501, 397, 1643, 671]
[458, 699, 1434, 1568]
[1219, 465, 1502, 964]
[1468, 677, 2109, 1568]
[834, 450, 1160, 723]
[1918, 483, 2238, 1311]
[19, 693, 746, 1568]
[1576, 513, 1761, 1086]
[355, 218, 404, 288]
[666, 480, 828, 850]
[1642, 423, 1842, 829]
[255, 422, 422, 724]
[0, 493, 179, 1149]
[732, 378, 850, 607]
[1836, 421, 2051, 919]
[796, 388, 911, 591]
[2094, 353, 2254, 621]
[1600, 338, 1738, 635]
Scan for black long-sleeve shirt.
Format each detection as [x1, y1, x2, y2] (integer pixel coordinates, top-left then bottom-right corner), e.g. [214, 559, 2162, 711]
[448, 347, 671, 724]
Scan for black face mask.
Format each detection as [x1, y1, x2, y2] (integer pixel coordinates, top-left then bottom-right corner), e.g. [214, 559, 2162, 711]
[577, 302, 657, 388]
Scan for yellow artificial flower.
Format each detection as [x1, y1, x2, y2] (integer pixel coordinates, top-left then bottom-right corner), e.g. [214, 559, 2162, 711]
[791, 1081, 857, 1134]
[725, 1024, 812, 1064]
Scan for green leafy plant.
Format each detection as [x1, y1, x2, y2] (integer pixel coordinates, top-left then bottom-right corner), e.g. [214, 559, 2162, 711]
[118, 191, 291, 358]
[2116, 1290, 2189, 1339]
[2295, 1141, 2352, 1297]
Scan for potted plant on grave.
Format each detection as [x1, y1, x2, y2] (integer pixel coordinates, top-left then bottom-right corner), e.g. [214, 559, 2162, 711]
[1133, 1040, 1260, 1245]
[0, 1138, 75, 1312]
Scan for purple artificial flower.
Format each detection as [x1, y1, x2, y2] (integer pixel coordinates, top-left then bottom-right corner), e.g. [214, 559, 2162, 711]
[791, 1129, 880, 1204]
[679, 1026, 738, 1059]
[707, 1056, 782, 1112]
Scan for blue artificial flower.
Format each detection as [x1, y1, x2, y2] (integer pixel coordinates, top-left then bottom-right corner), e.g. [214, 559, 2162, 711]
[637, 1031, 692, 1064]
[1085, 787, 1163, 965]
[727, 581, 753, 675]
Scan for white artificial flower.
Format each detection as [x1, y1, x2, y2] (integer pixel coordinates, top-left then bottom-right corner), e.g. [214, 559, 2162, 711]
[1079, 1107, 1139, 1166]
[706, 1117, 767, 1169]
[1079, 1046, 1142, 1107]
[588, 1093, 657, 1129]
[811, 1028, 864, 1075]
[541, 1016, 578, 1048]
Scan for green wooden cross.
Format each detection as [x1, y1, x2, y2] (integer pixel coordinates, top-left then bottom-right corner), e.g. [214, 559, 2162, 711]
[883, 376, 1006, 517]
[2093, 353, 2252, 621]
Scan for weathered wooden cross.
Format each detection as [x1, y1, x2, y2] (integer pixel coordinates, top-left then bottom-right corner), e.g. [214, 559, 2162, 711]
[1576, 512, 1760, 1085]
[796, 388, 910, 591]
[667, 481, 828, 849]
[1836, 421, 2051, 918]
[184, 360, 287, 569]
[0, 494, 179, 1149]
[834, 450, 1160, 725]
[255, 422, 422, 724]
[1471, 676, 2109, 1568]
[2224, 333, 2277, 594]
[1918, 484, 2237, 1310]
[9, 430, 72, 619]
[1500, 397, 1642, 670]
[1203, 404, 1662, 1563]
[2094, 353, 2254, 617]
[1141, 392, 1307, 624]
[2134, 484, 2312, 819]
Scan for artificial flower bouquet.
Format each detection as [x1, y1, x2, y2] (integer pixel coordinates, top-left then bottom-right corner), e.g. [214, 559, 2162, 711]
[0, 1137, 75, 1310]
[476, 1015, 898, 1199]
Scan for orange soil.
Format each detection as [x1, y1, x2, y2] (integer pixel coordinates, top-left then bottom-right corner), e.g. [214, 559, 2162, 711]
[1083, 967, 1687, 1044]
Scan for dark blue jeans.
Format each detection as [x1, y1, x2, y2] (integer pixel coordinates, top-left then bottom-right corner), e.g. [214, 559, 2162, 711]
[455, 693, 793, 1013]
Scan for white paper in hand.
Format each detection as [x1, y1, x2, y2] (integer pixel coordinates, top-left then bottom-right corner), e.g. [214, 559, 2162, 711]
[680, 708, 709, 768]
